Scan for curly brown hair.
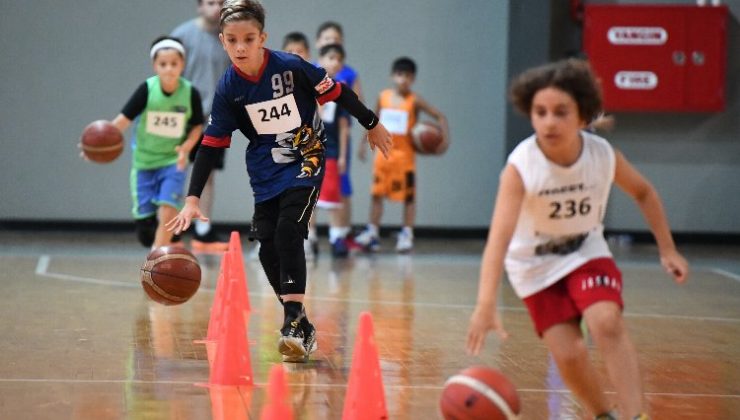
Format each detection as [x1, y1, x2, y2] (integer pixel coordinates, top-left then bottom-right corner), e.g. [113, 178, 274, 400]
[509, 58, 602, 123]
[220, 0, 265, 31]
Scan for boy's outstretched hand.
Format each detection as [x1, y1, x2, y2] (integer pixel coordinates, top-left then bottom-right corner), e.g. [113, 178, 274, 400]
[466, 304, 509, 356]
[367, 123, 392, 159]
[166, 196, 208, 235]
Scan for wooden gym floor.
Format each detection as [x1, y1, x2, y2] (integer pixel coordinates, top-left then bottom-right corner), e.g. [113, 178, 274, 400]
[0, 230, 738, 419]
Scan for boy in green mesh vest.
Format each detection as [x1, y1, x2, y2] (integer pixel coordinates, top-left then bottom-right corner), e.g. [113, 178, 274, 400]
[110, 36, 204, 249]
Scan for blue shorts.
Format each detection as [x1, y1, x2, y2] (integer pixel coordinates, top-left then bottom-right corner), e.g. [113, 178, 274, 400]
[130, 164, 186, 219]
[340, 140, 352, 197]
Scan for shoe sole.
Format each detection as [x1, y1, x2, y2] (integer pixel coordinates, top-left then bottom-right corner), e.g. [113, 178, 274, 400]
[281, 338, 318, 363]
[278, 336, 307, 358]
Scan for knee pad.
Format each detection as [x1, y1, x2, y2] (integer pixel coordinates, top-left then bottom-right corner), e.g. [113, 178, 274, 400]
[274, 218, 303, 253]
[134, 216, 157, 248]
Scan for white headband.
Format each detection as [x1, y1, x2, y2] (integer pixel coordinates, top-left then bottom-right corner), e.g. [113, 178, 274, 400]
[150, 39, 186, 60]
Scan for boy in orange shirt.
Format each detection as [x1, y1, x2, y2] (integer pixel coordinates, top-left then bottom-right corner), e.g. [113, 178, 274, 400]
[356, 57, 449, 252]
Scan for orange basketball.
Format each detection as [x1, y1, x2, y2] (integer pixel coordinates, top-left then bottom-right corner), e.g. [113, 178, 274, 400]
[140, 246, 201, 305]
[411, 121, 445, 155]
[439, 366, 521, 420]
[80, 120, 123, 163]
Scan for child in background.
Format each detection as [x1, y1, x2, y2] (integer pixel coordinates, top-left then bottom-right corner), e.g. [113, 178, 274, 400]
[172, 0, 231, 252]
[355, 57, 449, 253]
[104, 36, 204, 250]
[282, 31, 311, 61]
[315, 22, 363, 251]
[311, 44, 351, 257]
[466, 58, 689, 420]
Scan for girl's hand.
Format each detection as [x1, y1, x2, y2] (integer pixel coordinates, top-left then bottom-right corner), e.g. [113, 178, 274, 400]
[466, 303, 509, 355]
[660, 249, 689, 284]
[175, 145, 188, 171]
[367, 123, 392, 159]
[166, 197, 208, 235]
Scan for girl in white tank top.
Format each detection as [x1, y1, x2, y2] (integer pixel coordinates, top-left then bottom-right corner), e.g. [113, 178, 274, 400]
[466, 59, 689, 420]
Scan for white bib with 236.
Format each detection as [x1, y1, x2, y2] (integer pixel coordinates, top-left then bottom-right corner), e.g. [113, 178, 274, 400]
[146, 111, 186, 138]
[246, 94, 301, 135]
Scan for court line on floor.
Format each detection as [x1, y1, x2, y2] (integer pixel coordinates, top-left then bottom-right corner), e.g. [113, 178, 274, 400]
[711, 268, 740, 283]
[34, 255, 740, 323]
[0, 378, 737, 399]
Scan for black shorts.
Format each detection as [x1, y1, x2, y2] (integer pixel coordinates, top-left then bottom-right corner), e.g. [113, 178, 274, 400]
[251, 187, 319, 241]
[189, 134, 225, 170]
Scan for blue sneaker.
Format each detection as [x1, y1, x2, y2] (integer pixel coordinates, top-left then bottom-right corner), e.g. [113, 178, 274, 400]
[331, 237, 349, 257]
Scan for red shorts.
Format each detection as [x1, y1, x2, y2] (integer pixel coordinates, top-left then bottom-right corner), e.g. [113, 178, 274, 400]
[523, 257, 623, 336]
[317, 158, 341, 209]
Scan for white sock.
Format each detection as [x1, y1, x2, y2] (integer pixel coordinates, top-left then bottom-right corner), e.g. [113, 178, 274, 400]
[329, 227, 343, 243]
[195, 219, 211, 236]
[401, 226, 413, 237]
[338, 226, 351, 238]
[366, 224, 379, 236]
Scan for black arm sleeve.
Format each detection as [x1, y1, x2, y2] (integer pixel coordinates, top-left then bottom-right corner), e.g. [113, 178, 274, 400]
[121, 82, 148, 120]
[187, 145, 220, 197]
[188, 88, 204, 126]
[334, 83, 379, 130]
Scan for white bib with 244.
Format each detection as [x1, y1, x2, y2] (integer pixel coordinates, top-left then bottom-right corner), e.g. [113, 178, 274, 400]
[246, 94, 301, 135]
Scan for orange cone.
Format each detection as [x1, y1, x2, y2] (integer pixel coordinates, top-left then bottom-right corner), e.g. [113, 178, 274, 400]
[194, 253, 230, 366]
[342, 312, 387, 420]
[208, 275, 253, 386]
[259, 364, 293, 420]
[228, 231, 251, 312]
[209, 385, 251, 420]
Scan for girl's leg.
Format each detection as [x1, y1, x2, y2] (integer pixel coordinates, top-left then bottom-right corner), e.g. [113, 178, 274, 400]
[583, 302, 644, 417]
[369, 195, 384, 226]
[152, 204, 177, 249]
[542, 321, 612, 417]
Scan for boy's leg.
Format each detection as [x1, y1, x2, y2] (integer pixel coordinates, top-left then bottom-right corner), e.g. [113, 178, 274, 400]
[274, 187, 319, 360]
[584, 302, 644, 417]
[252, 198, 282, 301]
[152, 204, 178, 248]
[542, 322, 612, 416]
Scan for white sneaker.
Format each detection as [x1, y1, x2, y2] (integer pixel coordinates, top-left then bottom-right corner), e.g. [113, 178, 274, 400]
[355, 228, 380, 252]
[396, 230, 413, 253]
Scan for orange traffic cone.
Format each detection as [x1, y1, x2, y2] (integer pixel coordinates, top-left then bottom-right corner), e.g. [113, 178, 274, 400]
[208, 276, 254, 386]
[228, 231, 251, 312]
[259, 364, 293, 420]
[342, 312, 387, 420]
[194, 252, 230, 366]
[209, 385, 251, 420]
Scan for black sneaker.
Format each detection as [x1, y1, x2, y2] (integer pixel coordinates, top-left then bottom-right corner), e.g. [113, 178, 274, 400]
[282, 322, 317, 363]
[278, 313, 307, 360]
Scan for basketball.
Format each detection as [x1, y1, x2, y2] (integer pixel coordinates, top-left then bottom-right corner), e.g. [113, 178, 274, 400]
[411, 121, 446, 155]
[140, 246, 201, 305]
[439, 366, 520, 420]
[80, 120, 124, 163]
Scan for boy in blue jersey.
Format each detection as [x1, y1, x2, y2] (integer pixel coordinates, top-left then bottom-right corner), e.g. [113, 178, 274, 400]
[167, 0, 392, 362]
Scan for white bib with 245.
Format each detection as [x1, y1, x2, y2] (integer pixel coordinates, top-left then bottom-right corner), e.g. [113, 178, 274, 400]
[246, 94, 301, 135]
[146, 111, 186, 138]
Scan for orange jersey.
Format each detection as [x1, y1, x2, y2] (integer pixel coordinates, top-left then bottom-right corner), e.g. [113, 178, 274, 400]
[372, 89, 418, 202]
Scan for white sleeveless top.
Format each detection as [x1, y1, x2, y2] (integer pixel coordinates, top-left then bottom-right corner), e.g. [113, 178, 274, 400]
[504, 132, 615, 298]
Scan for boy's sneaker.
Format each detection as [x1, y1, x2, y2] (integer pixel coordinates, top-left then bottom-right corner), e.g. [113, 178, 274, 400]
[355, 228, 380, 252]
[191, 230, 229, 253]
[282, 322, 318, 363]
[395, 230, 413, 253]
[331, 237, 349, 257]
[278, 316, 307, 360]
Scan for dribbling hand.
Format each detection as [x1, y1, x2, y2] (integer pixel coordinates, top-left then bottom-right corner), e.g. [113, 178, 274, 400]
[466, 304, 509, 356]
[166, 197, 209, 235]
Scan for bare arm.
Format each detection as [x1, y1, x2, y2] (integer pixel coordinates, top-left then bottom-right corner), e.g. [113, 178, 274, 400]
[338, 116, 349, 173]
[358, 96, 380, 162]
[466, 164, 525, 354]
[111, 114, 131, 133]
[613, 150, 689, 283]
[415, 95, 449, 143]
[176, 124, 203, 170]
